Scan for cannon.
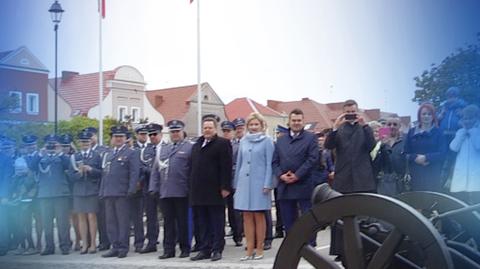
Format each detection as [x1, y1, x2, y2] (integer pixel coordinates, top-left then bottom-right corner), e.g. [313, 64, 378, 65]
[273, 184, 480, 269]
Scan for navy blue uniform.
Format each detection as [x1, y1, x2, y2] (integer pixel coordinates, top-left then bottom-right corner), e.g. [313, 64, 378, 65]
[69, 150, 102, 213]
[99, 145, 140, 255]
[0, 151, 14, 255]
[31, 152, 72, 254]
[150, 140, 193, 256]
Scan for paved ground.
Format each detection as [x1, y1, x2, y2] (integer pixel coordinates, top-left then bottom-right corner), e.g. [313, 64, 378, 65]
[0, 229, 335, 269]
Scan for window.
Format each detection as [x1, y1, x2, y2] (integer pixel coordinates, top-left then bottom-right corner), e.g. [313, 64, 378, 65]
[117, 106, 127, 122]
[9, 91, 22, 113]
[26, 93, 39, 115]
[131, 107, 140, 123]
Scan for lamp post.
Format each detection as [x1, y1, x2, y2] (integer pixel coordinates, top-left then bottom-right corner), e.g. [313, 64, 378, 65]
[49, 1, 64, 135]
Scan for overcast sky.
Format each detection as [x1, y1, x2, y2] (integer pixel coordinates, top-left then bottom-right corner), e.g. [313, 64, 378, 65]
[1, 0, 479, 118]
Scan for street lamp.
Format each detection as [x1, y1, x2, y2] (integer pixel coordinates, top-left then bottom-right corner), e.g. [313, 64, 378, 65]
[49, 0, 64, 135]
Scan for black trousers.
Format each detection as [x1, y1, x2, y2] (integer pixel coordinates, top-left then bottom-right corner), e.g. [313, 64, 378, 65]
[128, 195, 145, 248]
[274, 189, 284, 233]
[160, 197, 190, 254]
[40, 197, 72, 252]
[144, 194, 159, 247]
[13, 203, 34, 249]
[105, 197, 130, 253]
[264, 209, 273, 243]
[194, 205, 225, 254]
[97, 199, 110, 247]
[225, 193, 243, 243]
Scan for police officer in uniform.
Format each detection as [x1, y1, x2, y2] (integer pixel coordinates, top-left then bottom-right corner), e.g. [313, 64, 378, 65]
[221, 120, 243, 247]
[68, 131, 102, 254]
[150, 120, 192, 259]
[100, 126, 140, 258]
[31, 135, 72, 255]
[138, 123, 163, 254]
[0, 138, 15, 256]
[129, 125, 149, 252]
[82, 127, 110, 251]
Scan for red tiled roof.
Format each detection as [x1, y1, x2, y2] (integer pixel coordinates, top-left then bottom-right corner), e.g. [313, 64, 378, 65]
[145, 84, 199, 122]
[267, 98, 334, 132]
[225, 97, 283, 121]
[52, 70, 116, 115]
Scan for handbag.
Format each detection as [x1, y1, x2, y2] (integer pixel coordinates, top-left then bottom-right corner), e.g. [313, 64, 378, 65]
[397, 160, 412, 193]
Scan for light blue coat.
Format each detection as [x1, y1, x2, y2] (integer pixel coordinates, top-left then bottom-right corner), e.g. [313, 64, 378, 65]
[233, 133, 274, 211]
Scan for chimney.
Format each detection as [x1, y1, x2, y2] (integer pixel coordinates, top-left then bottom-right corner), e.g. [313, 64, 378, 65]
[302, 97, 309, 101]
[155, 96, 164, 107]
[61, 71, 79, 81]
[267, 100, 280, 110]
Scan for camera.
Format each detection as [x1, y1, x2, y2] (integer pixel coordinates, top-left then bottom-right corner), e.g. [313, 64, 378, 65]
[344, 113, 357, 121]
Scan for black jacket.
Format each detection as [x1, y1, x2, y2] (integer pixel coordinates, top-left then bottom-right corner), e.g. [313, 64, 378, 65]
[189, 135, 232, 206]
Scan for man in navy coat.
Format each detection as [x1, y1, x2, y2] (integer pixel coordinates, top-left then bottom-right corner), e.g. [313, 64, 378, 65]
[272, 109, 319, 234]
[99, 126, 140, 258]
[0, 138, 15, 256]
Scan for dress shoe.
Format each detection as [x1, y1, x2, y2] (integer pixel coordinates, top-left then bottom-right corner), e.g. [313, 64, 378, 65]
[101, 250, 119, 258]
[234, 241, 243, 247]
[22, 248, 39, 256]
[179, 251, 190, 258]
[274, 231, 284, 238]
[88, 249, 97, 254]
[253, 254, 264, 260]
[117, 252, 127, 258]
[139, 245, 157, 254]
[263, 242, 272, 250]
[61, 249, 70, 255]
[211, 252, 222, 261]
[158, 253, 175, 259]
[40, 249, 54, 256]
[190, 251, 211, 261]
[80, 249, 88, 255]
[98, 244, 110, 251]
[134, 246, 143, 253]
[191, 244, 201, 253]
[73, 243, 81, 251]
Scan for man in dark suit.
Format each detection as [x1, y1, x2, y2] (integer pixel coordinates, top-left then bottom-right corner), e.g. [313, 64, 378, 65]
[99, 126, 140, 258]
[272, 109, 319, 235]
[324, 99, 376, 262]
[0, 138, 15, 256]
[190, 115, 233, 262]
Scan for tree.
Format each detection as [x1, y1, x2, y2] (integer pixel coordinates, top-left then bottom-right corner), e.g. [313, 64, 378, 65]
[413, 34, 480, 107]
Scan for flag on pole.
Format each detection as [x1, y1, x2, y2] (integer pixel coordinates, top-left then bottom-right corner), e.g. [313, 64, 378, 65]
[98, 0, 106, 18]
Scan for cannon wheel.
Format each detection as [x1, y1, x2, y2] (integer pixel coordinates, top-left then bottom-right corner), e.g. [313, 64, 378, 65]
[397, 191, 480, 247]
[273, 193, 454, 269]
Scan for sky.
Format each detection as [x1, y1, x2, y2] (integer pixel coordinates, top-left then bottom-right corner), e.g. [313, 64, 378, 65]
[1, 0, 479, 118]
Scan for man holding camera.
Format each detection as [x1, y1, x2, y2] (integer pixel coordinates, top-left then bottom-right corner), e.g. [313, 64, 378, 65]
[324, 99, 376, 262]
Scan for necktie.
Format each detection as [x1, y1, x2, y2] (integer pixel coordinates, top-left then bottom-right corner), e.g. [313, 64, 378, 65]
[83, 152, 88, 159]
[114, 148, 118, 155]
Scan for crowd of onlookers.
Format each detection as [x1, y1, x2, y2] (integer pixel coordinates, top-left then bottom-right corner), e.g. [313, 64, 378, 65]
[0, 86, 478, 263]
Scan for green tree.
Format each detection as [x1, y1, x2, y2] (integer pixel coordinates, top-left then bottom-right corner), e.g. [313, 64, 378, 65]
[413, 34, 480, 107]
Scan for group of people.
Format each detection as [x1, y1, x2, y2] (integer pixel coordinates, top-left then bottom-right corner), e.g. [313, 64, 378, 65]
[0, 89, 479, 263]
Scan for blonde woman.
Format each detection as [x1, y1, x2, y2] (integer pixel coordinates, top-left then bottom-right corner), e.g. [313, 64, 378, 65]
[233, 112, 274, 260]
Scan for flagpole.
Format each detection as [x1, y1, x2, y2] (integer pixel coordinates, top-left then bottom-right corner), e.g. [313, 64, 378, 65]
[98, 0, 104, 145]
[196, 0, 202, 136]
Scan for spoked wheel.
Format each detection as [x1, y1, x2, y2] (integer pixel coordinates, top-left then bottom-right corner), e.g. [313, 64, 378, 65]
[397, 191, 480, 268]
[397, 191, 480, 247]
[273, 193, 454, 269]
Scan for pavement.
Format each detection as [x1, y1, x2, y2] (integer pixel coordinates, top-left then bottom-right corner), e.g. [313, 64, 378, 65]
[0, 229, 334, 269]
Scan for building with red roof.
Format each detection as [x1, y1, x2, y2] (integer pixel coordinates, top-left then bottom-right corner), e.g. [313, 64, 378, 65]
[225, 97, 287, 137]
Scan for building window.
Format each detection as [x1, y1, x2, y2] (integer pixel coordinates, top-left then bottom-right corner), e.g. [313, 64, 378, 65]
[9, 91, 22, 113]
[26, 93, 39, 115]
[131, 107, 140, 123]
[118, 106, 127, 122]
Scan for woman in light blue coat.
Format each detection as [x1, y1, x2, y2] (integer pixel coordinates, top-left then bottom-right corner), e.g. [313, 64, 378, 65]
[234, 112, 274, 261]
